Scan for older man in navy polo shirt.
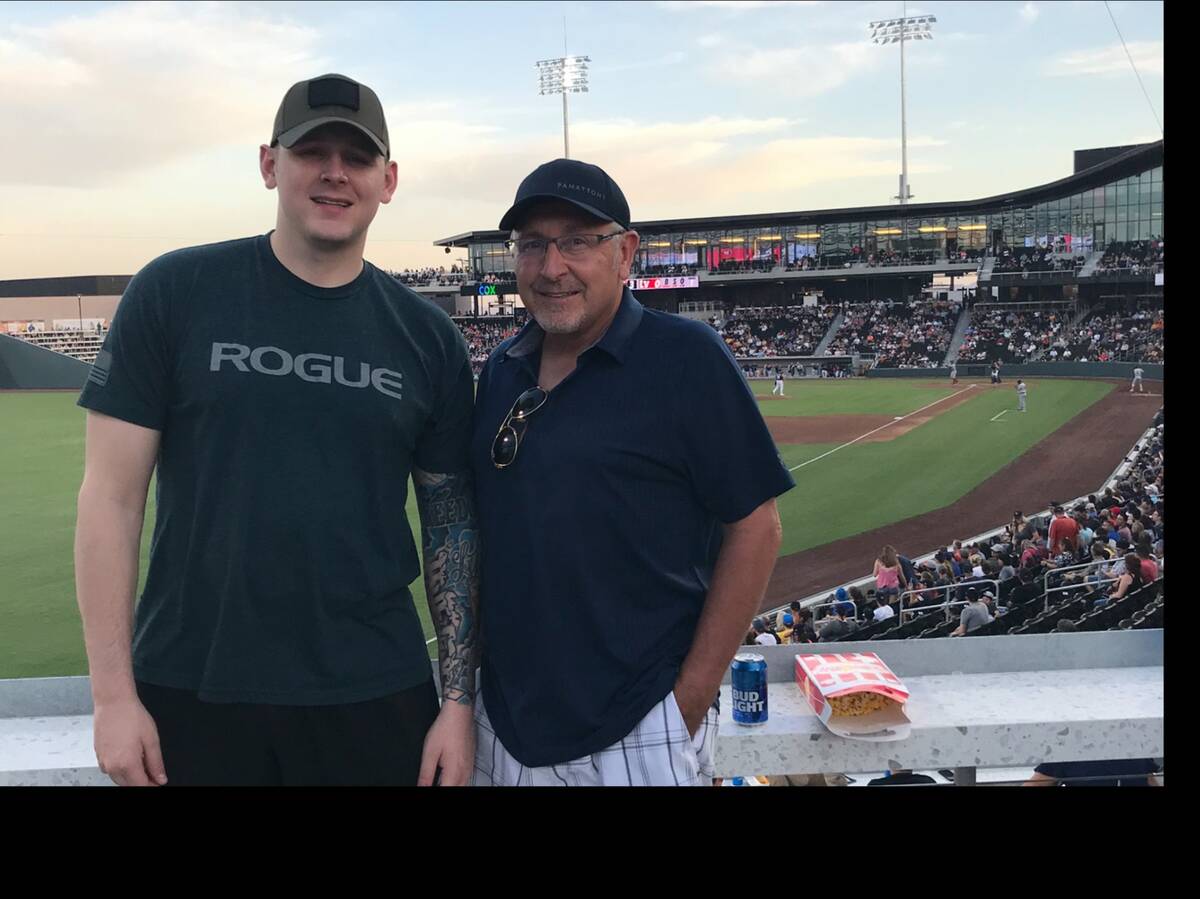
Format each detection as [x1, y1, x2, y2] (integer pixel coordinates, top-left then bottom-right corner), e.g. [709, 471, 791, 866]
[469, 159, 795, 786]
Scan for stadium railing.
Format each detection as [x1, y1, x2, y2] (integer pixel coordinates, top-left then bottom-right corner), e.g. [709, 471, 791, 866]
[897, 578, 1002, 618]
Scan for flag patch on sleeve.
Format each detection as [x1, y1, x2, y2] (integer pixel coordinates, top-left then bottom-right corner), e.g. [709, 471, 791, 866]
[88, 349, 112, 387]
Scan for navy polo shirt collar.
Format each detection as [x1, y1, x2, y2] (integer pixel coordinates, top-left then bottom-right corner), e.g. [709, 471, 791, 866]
[504, 288, 644, 364]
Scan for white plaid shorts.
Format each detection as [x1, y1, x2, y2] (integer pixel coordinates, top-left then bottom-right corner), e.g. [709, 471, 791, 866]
[472, 689, 719, 787]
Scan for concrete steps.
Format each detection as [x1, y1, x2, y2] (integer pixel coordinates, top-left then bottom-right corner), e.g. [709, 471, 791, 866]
[815, 311, 845, 356]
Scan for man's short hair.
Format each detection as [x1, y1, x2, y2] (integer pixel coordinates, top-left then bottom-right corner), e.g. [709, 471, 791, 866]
[789, 601, 801, 612]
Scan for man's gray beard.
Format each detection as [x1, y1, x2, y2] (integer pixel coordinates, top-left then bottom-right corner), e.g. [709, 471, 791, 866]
[528, 308, 582, 335]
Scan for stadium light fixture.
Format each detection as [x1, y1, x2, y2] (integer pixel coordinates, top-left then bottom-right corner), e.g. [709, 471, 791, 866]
[537, 55, 590, 158]
[794, 232, 822, 240]
[958, 224, 988, 231]
[869, 4, 936, 206]
[719, 237, 746, 243]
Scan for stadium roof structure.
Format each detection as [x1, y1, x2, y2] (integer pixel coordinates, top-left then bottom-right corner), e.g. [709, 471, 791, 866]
[0, 275, 132, 299]
[434, 140, 1162, 247]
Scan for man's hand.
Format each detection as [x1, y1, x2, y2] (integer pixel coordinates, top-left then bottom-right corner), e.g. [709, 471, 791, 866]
[417, 701, 475, 786]
[672, 681, 711, 739]
[93, 698, 167, 786]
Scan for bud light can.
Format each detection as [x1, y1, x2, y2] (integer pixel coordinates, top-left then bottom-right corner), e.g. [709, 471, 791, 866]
[731, 653, 768, 726]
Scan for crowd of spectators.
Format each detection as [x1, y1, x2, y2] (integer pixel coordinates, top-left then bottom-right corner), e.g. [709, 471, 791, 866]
[480, 271, 516, 284]
[956, 306, 1069, 364]
[825, 299, 959, 367]
[633, 263, 697, 276]
[865, 249, 939, 267]
[992, 247, 1086, 275]
[780, 247, 966, 273]
[710, 258, 778, 275]
[1096, 239, 1163, 275]
[950, 247, 986, 263]
[1054, 306, 1164, 363]
[456, 320, 520, 374]
[759, 416, 1163, 646]
[386, 265, 467, 287]
[716, 305, 839, 358]
[785, 247, 866, 271]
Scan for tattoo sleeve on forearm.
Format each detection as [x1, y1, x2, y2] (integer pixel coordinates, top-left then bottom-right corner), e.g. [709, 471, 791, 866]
[413, 468, 480, 705]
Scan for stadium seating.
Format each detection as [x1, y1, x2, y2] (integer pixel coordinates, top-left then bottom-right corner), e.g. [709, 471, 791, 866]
[826, 299, 958, 366]
[717, 305, 838, 358]
[956, 306, 1070, 364]
[1056, 306, 1163, 364]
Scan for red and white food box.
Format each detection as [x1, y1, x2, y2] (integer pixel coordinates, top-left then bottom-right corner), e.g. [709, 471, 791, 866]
[794, 652, 912, 741]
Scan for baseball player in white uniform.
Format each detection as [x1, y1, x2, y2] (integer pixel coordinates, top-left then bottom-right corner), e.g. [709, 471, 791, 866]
[773, 373, 786, 397]
[950, 361, 958, 385]
[1016, 379, 1028, 412]
[1131, 366, 1145, 393]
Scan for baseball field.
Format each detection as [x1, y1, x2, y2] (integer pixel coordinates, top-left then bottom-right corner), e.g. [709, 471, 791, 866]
[0, 376, 1159, 678]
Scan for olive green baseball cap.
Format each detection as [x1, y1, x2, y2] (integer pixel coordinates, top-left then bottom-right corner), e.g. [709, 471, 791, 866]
[271, 73, 389, 157]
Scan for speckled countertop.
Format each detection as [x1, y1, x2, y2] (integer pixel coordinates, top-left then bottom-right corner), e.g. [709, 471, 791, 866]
[0, 655, 1164, 785]
[0, 716, 111, 786]
[715, 666, 1163, 778]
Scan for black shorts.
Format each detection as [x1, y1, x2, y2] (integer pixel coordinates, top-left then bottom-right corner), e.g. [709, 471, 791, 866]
[136, 678, 440, 786]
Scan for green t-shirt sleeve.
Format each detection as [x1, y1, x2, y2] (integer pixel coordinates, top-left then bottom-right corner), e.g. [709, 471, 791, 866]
[412, 326, 474, 474]
[77, 260, 174, 431]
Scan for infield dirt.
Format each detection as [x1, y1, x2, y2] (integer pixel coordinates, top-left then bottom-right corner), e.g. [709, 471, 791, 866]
[764, 385, 978, 444]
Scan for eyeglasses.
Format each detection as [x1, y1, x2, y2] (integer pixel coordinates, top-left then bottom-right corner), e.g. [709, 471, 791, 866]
[491, 386, 549, 469]
[506, 231, 625, 261]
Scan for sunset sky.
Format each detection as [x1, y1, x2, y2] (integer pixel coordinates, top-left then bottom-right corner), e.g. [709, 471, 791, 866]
[0, 0, 1164, 279]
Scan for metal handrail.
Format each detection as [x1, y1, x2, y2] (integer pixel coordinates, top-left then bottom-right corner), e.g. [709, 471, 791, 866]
[900, 598, 972, 626]
[1043, 576, 1119, 610]
[898, 579, 1002, 623]
[1041, 557, 1144, 610]
[1043, 558, 1111, 580]
[988, 269, 1082, 282]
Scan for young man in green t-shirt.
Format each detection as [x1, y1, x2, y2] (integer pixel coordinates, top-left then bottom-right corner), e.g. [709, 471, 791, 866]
[74, 74, 479, 786]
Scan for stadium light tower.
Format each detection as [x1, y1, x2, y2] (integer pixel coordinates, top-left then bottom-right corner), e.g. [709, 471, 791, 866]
[869, 4, 936, 205]
[536, 54, 589, 158]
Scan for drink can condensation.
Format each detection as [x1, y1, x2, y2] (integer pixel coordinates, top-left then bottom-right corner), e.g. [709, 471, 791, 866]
[731, 653, 768, 726]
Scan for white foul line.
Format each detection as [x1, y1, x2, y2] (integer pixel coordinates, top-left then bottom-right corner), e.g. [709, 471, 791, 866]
[788, 385, 976, 473]
[990, 409, 1009, 422]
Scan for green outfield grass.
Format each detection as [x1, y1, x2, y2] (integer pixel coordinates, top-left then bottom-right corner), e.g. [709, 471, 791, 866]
[0, 376, 1112, 678]
[765, 378, 1114, 554]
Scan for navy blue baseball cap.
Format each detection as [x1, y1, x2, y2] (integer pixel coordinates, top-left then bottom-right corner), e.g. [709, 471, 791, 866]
[499, 158, 631, 231]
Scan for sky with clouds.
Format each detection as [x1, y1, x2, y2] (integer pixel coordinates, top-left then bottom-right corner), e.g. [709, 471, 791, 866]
[0, 0, 1164, 278]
